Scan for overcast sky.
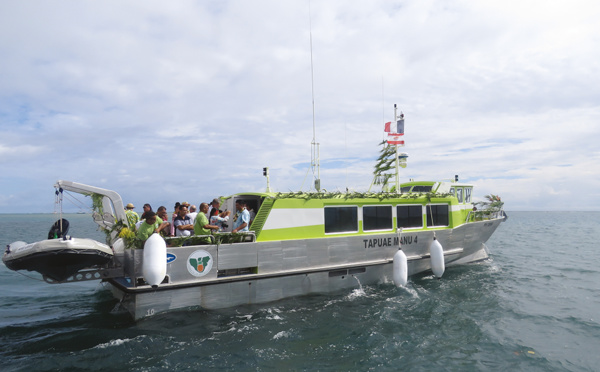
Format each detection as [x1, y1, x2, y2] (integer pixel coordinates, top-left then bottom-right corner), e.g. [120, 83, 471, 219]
[1, 0, 599, 213]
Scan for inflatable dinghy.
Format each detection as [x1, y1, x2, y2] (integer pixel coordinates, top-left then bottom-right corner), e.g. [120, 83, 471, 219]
[3, 219, 113, 282]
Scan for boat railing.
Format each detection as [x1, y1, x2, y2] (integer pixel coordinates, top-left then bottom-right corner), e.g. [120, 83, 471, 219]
[164, 231, 256, 247]
[214, 231, 256, 243]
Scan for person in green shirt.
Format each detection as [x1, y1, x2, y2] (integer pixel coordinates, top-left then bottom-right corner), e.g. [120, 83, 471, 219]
[136, 212, 169, 241]
[193, 203, 219, 242]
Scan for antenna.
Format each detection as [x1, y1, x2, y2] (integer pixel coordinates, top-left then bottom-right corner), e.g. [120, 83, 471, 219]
[309, 0, 320, 191]
[263, 167, 272, 192]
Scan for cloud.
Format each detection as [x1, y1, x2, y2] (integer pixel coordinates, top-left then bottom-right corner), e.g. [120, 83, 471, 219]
[0, 0, 599, 213]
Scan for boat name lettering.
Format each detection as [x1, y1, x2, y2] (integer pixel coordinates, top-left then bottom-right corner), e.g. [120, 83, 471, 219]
[363, 236, 417, 249]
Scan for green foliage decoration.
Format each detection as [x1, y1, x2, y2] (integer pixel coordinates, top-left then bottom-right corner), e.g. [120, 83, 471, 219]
[272, 190, 450, 202]
[473, 194, 504, 220]
[373, 140, 396, 191]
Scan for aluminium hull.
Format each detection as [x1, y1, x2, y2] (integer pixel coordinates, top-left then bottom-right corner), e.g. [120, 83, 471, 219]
[109, 217, 502, 320]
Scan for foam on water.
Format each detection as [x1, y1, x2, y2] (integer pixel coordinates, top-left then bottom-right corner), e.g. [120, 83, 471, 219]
[2, 212, 600, 371]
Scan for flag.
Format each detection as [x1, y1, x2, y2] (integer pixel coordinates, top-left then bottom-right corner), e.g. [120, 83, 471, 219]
[396, 119, 404, 134]
[384, 122, 391, 132]
[387, 133, 404, 145]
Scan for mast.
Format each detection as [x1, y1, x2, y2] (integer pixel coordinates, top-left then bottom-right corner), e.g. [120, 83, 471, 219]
[309, 0, 320, 191]
[370, 104, 407, 193]
[394, 104, 400, 193]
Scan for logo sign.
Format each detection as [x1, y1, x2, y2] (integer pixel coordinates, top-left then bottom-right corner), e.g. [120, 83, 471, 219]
[166, 253, 177, 264]
[186, 250, 213, 277]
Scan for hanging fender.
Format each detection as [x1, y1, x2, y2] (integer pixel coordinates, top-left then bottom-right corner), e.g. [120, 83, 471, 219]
[143, 233, 167, 288]
[393, 249, 408, 286]
[430, 237, 445, 278]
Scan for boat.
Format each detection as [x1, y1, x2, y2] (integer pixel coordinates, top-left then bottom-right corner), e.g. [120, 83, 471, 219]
[3, 237, 113, 282]
[2, 108, 506, 320]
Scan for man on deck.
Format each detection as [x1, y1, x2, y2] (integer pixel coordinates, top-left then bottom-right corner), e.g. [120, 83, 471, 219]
[136, 212, 169, 241]
[194, 203, 219, 242]
[232, 200, 250, 233]
[174, 205, 194, 236]
[125, 203, 140, 228]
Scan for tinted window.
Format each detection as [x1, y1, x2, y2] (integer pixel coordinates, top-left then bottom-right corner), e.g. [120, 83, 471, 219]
[397, 205, 422, 228]
[465, 188, 472, 203]
[363, 206, 392, 231]
[426, 205, 449, 227]
[411, 185, 432, 192]
[400, 186, 412, 193]
[324, 207, 358, 233]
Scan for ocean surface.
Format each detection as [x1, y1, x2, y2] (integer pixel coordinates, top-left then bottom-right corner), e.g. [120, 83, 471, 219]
[1, 212, 599, 371]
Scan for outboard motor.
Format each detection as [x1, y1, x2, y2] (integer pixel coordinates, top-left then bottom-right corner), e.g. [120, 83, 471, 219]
[48, 219, 70, 239]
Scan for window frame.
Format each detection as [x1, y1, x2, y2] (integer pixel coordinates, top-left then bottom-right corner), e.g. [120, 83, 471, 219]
[426, 204, 450, 227]
[363, 205, 393, 232]
[396, 204, 423, 229]
[324, 205, 359, 234]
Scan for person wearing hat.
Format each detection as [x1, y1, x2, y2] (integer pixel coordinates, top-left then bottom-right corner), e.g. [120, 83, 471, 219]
[125, 203, 140, 228]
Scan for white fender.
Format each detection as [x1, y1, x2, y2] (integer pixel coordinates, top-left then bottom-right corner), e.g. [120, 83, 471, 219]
[393, 249, 408, 287]
[143, 233, 167, 288]
[430, 237, 445, 278]
[112, 238, 125, 255]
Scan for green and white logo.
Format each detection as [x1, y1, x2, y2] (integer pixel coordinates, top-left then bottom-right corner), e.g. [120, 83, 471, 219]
[187, 250, 213, 277]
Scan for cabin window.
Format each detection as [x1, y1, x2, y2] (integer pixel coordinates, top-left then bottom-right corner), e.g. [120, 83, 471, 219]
[426, 204, 449, 227]
[465, 188, 472, 203]
[411, 185, 432, 193]
[324, 206, 358, 233]
[397, 205, 423, 228]
[363, 206, 392, 231]
[456, 188, 463, 203]
[449, 187, 455, 197]
[400, 186, 412, 193]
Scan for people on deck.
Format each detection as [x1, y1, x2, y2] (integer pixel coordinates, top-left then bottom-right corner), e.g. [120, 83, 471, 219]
[136, 211, 169, 241]
[194, 203, 219, 239]
[156, 206, 171, 237]
[171, 202, 181, 236]
[247, 205, 256, 227]
[188, 205, 198, 224]
[125, 203, 140, 228]
[210, 208, 230, 232]
[174, 205, 194, 236]
[232, 200, 250, 233]
[206, 198, 221, 218]
[141, 203, 153, 220]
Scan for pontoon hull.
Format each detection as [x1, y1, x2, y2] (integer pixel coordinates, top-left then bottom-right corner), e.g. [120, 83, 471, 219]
[108, 217, 501, 320]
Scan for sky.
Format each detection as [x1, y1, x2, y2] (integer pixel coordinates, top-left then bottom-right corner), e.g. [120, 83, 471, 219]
[1, 0, 599, 213]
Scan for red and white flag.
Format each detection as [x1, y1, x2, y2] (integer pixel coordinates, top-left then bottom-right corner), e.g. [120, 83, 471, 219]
[384, 121, 391, 132]
[387, 133, 404, 145]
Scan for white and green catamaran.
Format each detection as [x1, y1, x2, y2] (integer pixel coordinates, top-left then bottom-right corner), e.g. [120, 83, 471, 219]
[3, 107, 506, 320]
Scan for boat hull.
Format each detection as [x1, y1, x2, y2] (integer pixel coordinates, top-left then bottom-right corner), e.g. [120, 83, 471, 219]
[108, 217, 502, 320]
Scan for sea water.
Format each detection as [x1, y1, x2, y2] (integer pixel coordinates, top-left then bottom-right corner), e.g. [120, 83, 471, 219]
[1, 212, 599, 371]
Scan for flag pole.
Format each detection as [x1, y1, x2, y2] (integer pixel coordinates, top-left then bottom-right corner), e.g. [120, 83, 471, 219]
[394, 104, 400, 193]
